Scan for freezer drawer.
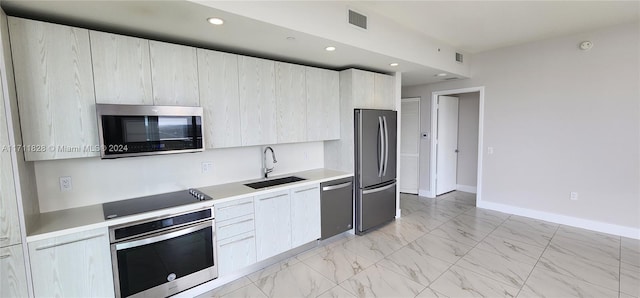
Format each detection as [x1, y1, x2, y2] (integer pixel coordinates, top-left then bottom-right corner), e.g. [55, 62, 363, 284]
[357, 180, 396, 234]
[320, 177, 354, 240]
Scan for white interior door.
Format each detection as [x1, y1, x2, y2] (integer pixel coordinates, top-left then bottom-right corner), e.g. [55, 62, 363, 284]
[436, 96, 459, 195]
[400, 98, 420, 194]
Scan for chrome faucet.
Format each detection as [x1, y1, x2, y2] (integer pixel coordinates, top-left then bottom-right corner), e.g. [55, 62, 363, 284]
[263, 146, 277, 178]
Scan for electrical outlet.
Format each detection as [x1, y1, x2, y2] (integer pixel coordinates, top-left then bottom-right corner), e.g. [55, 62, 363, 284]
[487, 147, 494, 155]
[570, 192, 578, 200]
[59, 176, 72, 192]
[201, 162, 213, 174]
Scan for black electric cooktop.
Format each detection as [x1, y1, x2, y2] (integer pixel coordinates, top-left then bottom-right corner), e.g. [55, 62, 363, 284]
[102, 189, 211, 220]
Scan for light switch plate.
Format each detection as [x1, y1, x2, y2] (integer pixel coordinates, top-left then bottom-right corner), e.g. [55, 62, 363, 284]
[201, 162, 213, 173]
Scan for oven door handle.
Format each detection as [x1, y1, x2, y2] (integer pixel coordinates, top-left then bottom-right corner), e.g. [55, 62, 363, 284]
[115, 220, 213, 251]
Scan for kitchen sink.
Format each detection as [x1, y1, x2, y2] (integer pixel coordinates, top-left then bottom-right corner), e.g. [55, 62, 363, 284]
[244, 176, 306, 189]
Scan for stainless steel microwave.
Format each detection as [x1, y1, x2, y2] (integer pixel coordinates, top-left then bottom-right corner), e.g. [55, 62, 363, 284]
[96, 104, 204, 159]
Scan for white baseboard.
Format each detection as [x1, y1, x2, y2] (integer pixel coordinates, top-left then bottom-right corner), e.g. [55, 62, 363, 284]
[456, 184, 477, 193]
[477, 201, 640, 239]
[400, 188, 418, 195]
[418, 189, 435, 198]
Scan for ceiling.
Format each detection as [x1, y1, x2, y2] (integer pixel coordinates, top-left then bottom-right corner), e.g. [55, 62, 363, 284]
[2, 1, 638, 86]
[353, 1, 640, 54]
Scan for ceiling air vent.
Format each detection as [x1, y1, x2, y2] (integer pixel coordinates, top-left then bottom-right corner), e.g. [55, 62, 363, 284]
[455, 52, 464, 63]
[348, 9, 368, 30]
[444, 77, 459, 81]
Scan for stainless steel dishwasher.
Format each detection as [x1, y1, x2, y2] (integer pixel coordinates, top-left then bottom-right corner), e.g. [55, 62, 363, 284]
[320, 177, 354, 239]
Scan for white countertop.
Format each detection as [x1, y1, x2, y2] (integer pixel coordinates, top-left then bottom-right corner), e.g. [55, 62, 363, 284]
[26, 168, 352, 242]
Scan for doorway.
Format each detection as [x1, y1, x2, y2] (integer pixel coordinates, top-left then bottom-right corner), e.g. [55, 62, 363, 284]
[430, 87, 484, 202]
[400, 97, 420, 194]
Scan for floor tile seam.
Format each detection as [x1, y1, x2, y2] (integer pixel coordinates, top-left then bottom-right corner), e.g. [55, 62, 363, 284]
[488, 227, 549, 250]
[446, 220, 532, 291]
[620, 236, 623, 295]
[372, 255, 439, 289]
[301, 243, 380, 278]
[541, 243, 623, 270]
[551, 233, 622, 253]
[532, 263, 623, 293]
[515, 224, 559, 297]
[299, 257, 342, 289]
[470, 241, 539, 267]
[246, 276, 272, 298]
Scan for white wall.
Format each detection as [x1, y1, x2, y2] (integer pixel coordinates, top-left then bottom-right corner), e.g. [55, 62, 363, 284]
[35, 142, 324, 212]
[402, 22, 640, 234]
[456, 92, 479, 188]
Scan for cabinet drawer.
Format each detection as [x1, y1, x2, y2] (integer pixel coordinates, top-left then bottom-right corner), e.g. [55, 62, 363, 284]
[217, 214, 255, 241]
[217, 230, 257, 276]
[215, 197, 254, 221]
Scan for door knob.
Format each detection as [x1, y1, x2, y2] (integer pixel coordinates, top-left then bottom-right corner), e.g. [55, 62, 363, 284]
[454, 149, 459, 153]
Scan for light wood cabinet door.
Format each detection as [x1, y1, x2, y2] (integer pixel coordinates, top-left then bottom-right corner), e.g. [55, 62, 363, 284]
[351, 69, 375, 108]
[149, 41, 199, 106]
[290, 185, 320, 247]
[29, 228, 114, 298]
[238, 56, 277, 146]
[0, 244, 29, 298]
[197, 49, 241, 148]
[8, 17, 99, 160]
[275, 62, 306, 143]
[217, 231, 256, 276]
[254, 190, 291, 261]
[0, 79, 20, 248]
[306, 67, 340, 141]
[374, 73, 396, 110]
[90, 31, 153, 105]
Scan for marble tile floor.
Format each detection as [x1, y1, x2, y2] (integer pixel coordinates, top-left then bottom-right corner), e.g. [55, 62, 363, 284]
[199, 191, 640, 298]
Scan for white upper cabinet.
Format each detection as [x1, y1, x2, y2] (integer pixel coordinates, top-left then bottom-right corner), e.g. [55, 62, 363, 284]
[197, 49, 242, 148]
[0, 80, 20, 248]
[238, 56, 277, 146]
[8, 17, 99, 161]
[374, 73, 396, 110]
[149, 41, 199, 106]
[90, 31, 153, 105]
[306, 67, 340, 141]
[276, 62, 307, 143]
[351, 69, 375, 108]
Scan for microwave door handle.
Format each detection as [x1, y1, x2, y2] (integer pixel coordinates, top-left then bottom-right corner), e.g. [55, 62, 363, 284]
[115, 221, 212, 250]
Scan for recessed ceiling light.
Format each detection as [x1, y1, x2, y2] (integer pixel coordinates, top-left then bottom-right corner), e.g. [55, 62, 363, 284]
[286, 37, 296, 41]
[325, 46, 336, 52]
[435, 73, 448, 77]
[207, 17, 224, 25]
[389, 63, 399, 67]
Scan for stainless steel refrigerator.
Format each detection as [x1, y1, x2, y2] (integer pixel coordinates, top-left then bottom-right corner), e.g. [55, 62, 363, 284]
[354, 109, 397, 234]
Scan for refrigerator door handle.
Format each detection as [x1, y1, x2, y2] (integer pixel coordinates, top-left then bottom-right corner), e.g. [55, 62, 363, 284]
[362, 181, 396, 195]
[383, 115, 389, 176]
[377, 116, 384, 177]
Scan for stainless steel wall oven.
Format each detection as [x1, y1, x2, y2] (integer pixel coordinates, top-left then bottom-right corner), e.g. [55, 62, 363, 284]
[109, 207, 217, 297]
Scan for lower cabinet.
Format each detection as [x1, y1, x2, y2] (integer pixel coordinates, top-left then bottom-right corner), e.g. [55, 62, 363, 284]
[215, 197, 257, 276]
[28, 227, 114, 298]
[215, 184, 322, 277]
[254, 190, 291, 261]
[217, 231, 257, 276]
[0, 244, 28, 298]
[290, 185, 321, 247]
